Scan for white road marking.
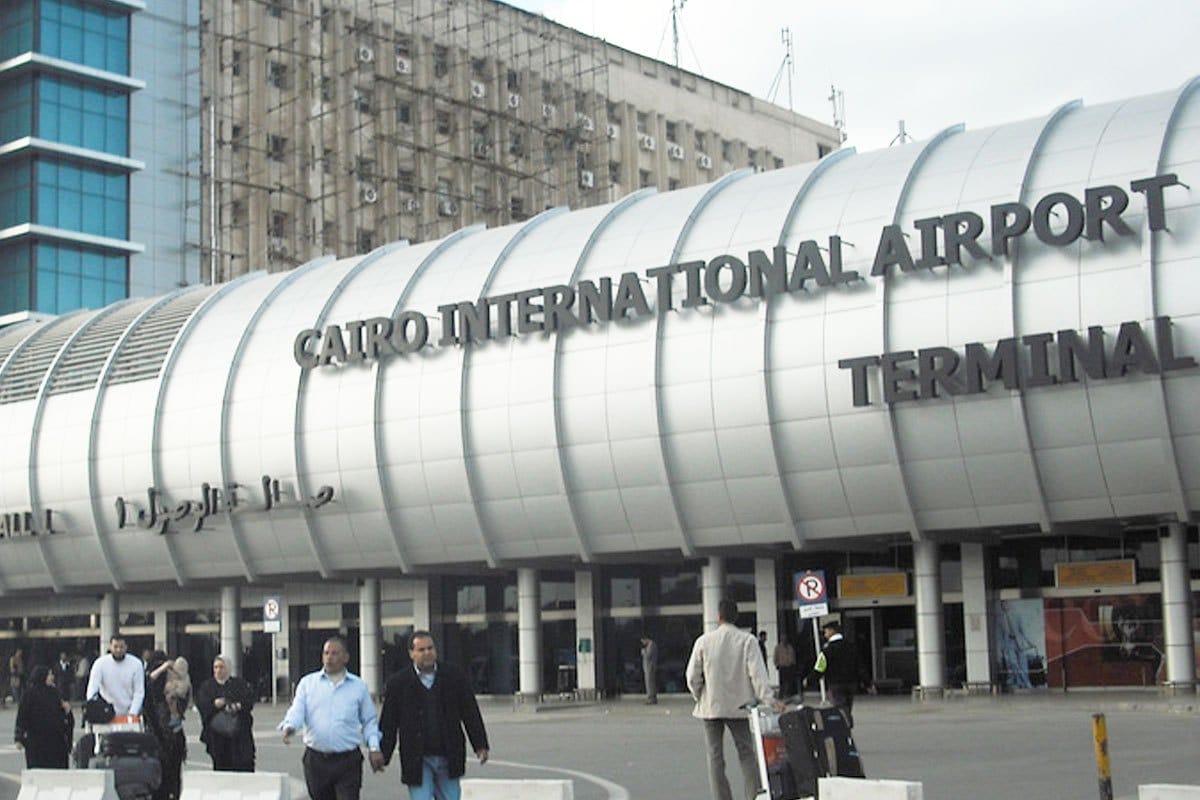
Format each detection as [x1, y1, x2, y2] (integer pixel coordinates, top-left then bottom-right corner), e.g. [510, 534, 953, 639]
[488, 757, 630, 800]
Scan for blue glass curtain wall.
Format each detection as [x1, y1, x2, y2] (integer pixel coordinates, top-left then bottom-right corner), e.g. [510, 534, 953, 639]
[39, 0, 129, 73]
[0, 1, 35, 61]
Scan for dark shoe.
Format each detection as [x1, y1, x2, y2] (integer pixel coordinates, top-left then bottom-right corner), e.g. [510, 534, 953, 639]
[644, 699, 657, 705]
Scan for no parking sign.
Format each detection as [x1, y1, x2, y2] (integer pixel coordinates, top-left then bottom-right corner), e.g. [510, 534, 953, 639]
[794, 570, 829, 619]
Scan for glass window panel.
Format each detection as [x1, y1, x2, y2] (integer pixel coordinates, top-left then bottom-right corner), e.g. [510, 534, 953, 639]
[81, 276, 105, 307]
[0, 1, 35, 61]
[62, 271, 88, 309]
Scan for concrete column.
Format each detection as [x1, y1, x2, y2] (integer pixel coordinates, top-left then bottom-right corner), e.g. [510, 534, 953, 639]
[412, 579, 432, 632]
[960, 543, 991, 685]
[359, 578, 381, 697]
[701, 557, 726, 632]
[1160, 523, 1196, 690]
[517, 567, 542, 698]
[100, 592, 118, 651]
[755, 558, 780, 685]
[220, 586, 241, 676]
[574, 570, 600, 699]
[153, 611, 168, 654]
[913, 540, 945, 693]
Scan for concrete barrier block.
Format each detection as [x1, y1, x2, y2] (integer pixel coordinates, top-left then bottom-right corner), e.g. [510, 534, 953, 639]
[178, 771, 290, 800]
[1139, 786, 1200, 800]
[461, 778, 573, 799]
[819, 777, 923, 800]
[19, 768, 118, 800]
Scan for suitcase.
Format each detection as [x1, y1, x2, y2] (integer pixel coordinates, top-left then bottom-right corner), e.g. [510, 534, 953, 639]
[779, 706, 865, 799]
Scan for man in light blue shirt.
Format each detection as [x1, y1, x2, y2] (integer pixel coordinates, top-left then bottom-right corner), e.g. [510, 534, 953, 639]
[280, 635, 385, 800]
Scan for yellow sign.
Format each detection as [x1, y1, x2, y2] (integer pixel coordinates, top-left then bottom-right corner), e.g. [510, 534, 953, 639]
[837, 572, 908, 599]
[1054, 559, 1136, 588]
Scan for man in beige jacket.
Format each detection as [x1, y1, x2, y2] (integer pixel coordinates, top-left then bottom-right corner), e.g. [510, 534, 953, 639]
[686, 599, 776, 800]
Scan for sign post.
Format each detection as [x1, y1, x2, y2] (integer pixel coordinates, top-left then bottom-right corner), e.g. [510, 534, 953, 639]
[263, 596, 282, 706]
[794, 571, 829, 704]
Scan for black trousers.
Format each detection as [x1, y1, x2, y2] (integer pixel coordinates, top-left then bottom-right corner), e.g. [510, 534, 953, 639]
[828, 683, 855, 728]
[302, 748, 363, 800]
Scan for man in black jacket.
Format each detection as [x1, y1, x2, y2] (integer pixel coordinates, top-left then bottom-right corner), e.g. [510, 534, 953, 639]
[378, 631, 489, 799]
[809, 621, 859, 727]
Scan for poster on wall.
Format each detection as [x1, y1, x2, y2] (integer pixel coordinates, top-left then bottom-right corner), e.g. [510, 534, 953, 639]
[992, 599, 1048, 689]
[1043, 594, 1164, 688]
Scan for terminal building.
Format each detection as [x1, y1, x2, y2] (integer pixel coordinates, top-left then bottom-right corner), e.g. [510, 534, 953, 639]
[1, 79, 1199, 700]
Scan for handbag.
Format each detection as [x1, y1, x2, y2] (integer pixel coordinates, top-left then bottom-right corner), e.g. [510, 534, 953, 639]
[208, 709, 238, 737]
[84, 695, 116, 724]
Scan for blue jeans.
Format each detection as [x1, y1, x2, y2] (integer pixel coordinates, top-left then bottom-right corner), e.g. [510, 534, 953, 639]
[408, 755, 460, 800]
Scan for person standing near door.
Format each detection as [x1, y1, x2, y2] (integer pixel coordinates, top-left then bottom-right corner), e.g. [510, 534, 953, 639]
[807, 621, 858, 727]
[772, 636, 797, 698]
[640, 636, 659, 705]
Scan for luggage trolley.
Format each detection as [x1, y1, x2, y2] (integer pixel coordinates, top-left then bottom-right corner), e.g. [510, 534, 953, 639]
[748, 703, 802, 800]
[75, 715, 163, 800]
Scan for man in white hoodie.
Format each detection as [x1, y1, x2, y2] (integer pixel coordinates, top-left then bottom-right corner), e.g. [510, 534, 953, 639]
[86, 636, 145, 716]
[685, 599, 776, 800]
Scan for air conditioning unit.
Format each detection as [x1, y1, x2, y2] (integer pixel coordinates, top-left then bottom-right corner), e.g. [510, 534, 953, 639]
[696, 152, 713, 170]
[579, 170, 594, 189]
[541, 103, 556, 119]
[361, 186, 378, 204]
[402, 198, 420, 213]
[606, 123, 619, 139]
[269, 237, 289, 256]
[667, 143, 685, 160]
[507, 93, 521, 109]
[356, 45, 374, 64]
[437, 199, 458, 216]
[472, 142, 492, 158]
[395, 55, 412, 74]
[470, 81, 486, 99]
[639, 134, 656, 152]
[576, 113, 594, 132]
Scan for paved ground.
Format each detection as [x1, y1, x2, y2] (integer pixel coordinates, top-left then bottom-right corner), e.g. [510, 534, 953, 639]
[2, 691, 1198, 800]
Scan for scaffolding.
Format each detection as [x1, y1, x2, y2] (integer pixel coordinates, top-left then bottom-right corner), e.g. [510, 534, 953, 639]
[198, 0, 839, 284]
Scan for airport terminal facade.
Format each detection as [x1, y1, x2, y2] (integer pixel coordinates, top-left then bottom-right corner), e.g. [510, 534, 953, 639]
[1, 81, 1199, 699]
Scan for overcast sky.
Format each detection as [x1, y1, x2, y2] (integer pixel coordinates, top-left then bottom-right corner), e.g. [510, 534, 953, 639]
[506, 0, 1200, 153]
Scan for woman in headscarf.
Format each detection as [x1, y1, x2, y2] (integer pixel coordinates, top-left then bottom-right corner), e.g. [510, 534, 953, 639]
[14, 665, 74, 768]
[195, 654, 256, 771]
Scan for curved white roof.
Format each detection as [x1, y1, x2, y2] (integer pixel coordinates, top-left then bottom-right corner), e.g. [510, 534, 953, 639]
[1, 80, 1198, 593]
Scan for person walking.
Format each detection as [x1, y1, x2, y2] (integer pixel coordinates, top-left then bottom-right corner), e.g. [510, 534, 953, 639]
[378, 631, 490, 800]
[685, 599, 776, 800]
[74, 651, 92, 703]
[85, 636, 145, 716]
[144, 651, 189, 800]
[14, 666, 74, 769]
[279, 635, 384, 800]
[8, 648, 25, 706]
[808, 621, 859, 727]
[640, 635, 659, 704]
[54, 651, 75, 705]
[196, 654, 257, 771]
[772, 636, 797, 698]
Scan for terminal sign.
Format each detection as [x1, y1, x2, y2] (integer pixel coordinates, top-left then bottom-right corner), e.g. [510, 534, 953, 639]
[794, 570, 829, 619]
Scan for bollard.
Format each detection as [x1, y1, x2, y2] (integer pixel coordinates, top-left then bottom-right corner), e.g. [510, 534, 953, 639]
[1092, 712, 1114, 800]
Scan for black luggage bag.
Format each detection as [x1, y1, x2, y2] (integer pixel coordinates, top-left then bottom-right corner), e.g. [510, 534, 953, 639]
[779, 706, 864, 798]
[75, 730, 162, 800]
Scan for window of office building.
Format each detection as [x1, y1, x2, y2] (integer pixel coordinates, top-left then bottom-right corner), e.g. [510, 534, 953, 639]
[40, 0, 129, 74]
[0, 158, 33, 229]
[0, 75, 33, 143]
[0, 243, 33, 316]
[267, 134, 287, 161]
[36, 159, 127, 238]
[509, 195, 525, 220]
[472, 185, 489, 213]
[665, 121, 677, 143]
[608, 161, 620, 184]
[37, 75, 128, 155]
[353, 86, 372, 113]
[435, 109, 452, 136]
[396, 100, 412, 125]
[269, 211, 289, 238]
[0, 1, 35, 61]
[397, 169, 414, 194]
[433, 45, 449, 78]
[638, 169, 652, 188]
[635, 111, 648, 134]
[355, 229, 373, 253]
[35, 242, 126, 313]
[267, 61, 288, 90]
